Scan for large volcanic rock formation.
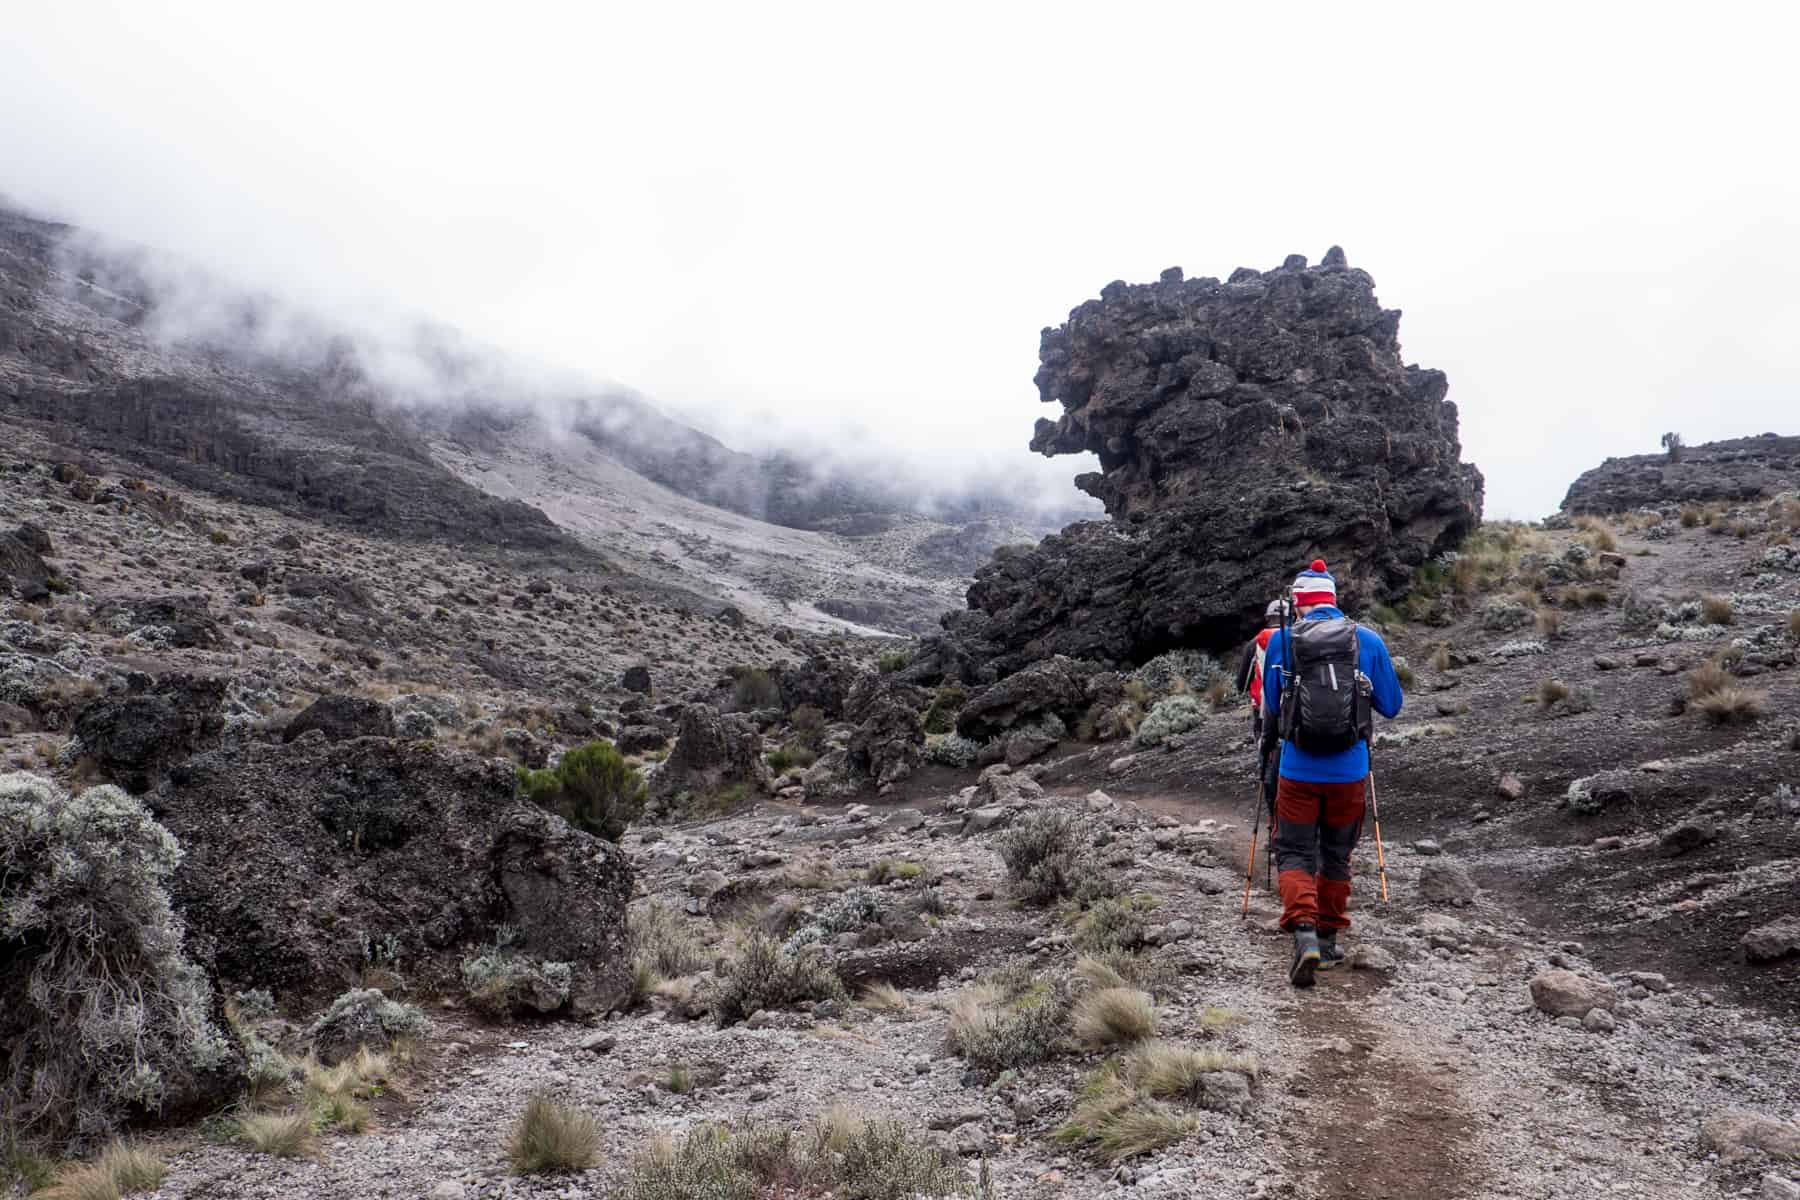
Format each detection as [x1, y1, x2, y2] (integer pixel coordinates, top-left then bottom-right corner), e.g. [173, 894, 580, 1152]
[1561, 434, 1800, 514]
[916, 251, 1482, 680]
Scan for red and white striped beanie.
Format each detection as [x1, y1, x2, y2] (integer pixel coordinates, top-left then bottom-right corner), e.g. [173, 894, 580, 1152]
[1291, 559, 1337, 608]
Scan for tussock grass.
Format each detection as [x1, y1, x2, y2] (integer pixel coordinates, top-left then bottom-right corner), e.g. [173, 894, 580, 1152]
[506, 1094, 601, 1174]
[1693, 687, 1766, 726]
[1122, 1040, 1261, 1096]
[1072, 987, 1157, 1049]
[1686, 661, 1733, 701]
[1536, 677, 1570, 706]
[628, 901, 710, 978]
[37, 1142, 167, 1200]
[238, 1112, 316, 1158]
[1054, 1070, 1197, 1163]
[946, 983, 1066, 1071]
[1700, 594, 1735, 626]
[858, 982, 909, 1013]
[1534, 607, 1562, 639]
[1788, 609, 1800, 642]
[1429, 643, 1452, 672]
[864, 859, 925, 885]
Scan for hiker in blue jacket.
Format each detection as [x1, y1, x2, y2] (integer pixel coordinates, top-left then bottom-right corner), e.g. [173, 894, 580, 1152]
[1260, 560, 1404, 986]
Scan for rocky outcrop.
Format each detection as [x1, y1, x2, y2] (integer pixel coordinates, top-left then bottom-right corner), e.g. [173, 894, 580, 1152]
[1562, 434, 1800, 514]
[72, 672, 227, 793]
[650, 703, 767, 802]
[917, 252, 1482, 676]
[845, 675, 928, 788]
[91, 595, 221, 649]
[155, 737, 633, 1012]
[0, 523, 54, 600]
[283, 694, 398, 743]
[955, 655, 1094, 740]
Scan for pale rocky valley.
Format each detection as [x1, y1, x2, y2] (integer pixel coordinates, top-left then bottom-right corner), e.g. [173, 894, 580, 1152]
[3, 207, 1798, 1200]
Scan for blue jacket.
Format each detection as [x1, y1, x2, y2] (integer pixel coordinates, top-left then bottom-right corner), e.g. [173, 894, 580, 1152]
[1262, 607, 1403, 784]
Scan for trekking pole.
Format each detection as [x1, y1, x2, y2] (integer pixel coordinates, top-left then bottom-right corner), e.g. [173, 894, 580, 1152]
[1241, 780, 1263, 918]
[1367, 771, 1390, 903]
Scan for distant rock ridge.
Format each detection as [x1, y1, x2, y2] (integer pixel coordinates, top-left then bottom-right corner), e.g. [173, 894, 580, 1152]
[1561, 434, 1800, 514]
[911, 250, 1484, 679]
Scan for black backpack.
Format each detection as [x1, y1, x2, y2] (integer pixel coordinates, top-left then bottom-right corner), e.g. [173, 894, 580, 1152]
[1278, 617, 1374, 755]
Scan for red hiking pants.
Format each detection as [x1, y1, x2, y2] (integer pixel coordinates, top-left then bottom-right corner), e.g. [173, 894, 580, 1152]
[1273, 775, 1367, 932]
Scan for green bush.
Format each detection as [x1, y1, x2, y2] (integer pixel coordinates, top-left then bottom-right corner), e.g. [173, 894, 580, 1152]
[305, 989, 428, 1064]
[518, 740, 644, 841]
[876, 648, 912, 674]
[729, 668, 782, 712]
[921, 686, 967, 735]
[0, 773, 235, 1144]
[1133, 696, 1205, 747]
[765, 744, 817, 774]
[461, 951, 574, 1017]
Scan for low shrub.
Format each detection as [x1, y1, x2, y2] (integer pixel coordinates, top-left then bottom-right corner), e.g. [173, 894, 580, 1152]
[1074, 952, 1178, 999]
[1075, 895, 1153, 953]
[712, 933, 845, 1027]
[517, 740, 644, 841]
[925, 732, 980, 768]
[1133, 696, 1204, 747]
[864, 859, 924, 885]
[765, 744, 817, 774]
[1700, 594, 1735, 626]
[1788, 609, 1800, 642]
[729, 668, 782, 712]
[1686, 660, 1732, 701]
[0, 773, 235, 1144]
[946, 983, 1066, 1072]
[461, 949, 573, 1017]
[996, 809, 1106, 906]
[876, 648, 912, 674]
[628, 901, 710, 979]
[507, 1094, 601, 1174]
[1534, 607, 1562, 639]
[305, 989, 428, 1065]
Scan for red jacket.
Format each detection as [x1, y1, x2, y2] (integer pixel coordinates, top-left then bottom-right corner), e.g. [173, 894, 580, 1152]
[1247, 627, 1276, 706]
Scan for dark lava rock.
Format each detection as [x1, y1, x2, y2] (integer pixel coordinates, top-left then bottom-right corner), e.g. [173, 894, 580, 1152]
[157, 737, 633, 1011]
[621, 664, 653, 694]
[956, 655, 1093, 740]
[285, 572, 373, 609]
[1563, 434, 1800, 514]
[777, 656, 859, 719]
[72, 672, 227, 792]
[1659, 816, 1719, 857]
[911, 251, 1482, 674]
[616, 724, 670, 755]
[846, 675, 927, 788]
[283, 694, 398, 743]
[651, 704, 766, 800]
[92, 595, 221, 649]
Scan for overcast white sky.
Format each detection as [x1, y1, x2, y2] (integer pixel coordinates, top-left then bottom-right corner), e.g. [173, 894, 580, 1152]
[4, 2, 1797, 519]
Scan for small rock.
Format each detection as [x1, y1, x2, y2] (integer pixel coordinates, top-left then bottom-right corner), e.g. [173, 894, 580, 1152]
[1701, 1110, 1800, 1162]
[1626, 971, 1671, 994]
[1417, 859, 1478, 906]
[929, 1106, 988, 1131]
[1582, 1008, 1617, 1034]
[1528, 969, 1618, 1018]
[1161, 919, 1195, 944]
[1350, 945, 1397, 972]
[578, 1032, 617, 1054]
[1412, 838, 1442, 857]
[1764, 1174, 1800, 1200]
[429, 1183, 466, 1200]
[1085, 789, 1114, 812]
[1496, 773, 1525, 801]
[1743, 918, 1800, 963]
[1594, 836, 1627, 851]
[1660, 816, 1718, 857]
[962, 806, 1010, 835]
[1197, 1071, 1252, 1116]
[951, 1123, 996, 1156]
[1593, 656, 1621, 671]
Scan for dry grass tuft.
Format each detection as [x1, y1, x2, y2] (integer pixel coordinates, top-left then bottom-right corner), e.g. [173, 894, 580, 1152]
[1789, 609, 1800, 642]
[1428, 643, 1452, 672]
[1122, 1040, 1261, 1097]
[1536, 677, 1570, 706]
[858, 982, 909, 1013]
[1693, 687, 1766, 726]
[506, 1094, 602, 1174]
[1054, 1071, 1197, 1163]
[1534, 607, 1563, 639]
[1700, 594, 1735, 626]
[1686, 661, 1732, 701]
[1072, 987, 1157, 1049]
[238, 1112, 316, 1158]
[36, 1142, 167, 1200]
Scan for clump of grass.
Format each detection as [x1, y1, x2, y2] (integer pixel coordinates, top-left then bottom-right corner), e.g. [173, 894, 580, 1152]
[665, 1065, 694, 1094]
[864, 859, 925, 885]
[1536, 677, 1570, 706]
[1072, 987, 1157, 1049]
[629, 901, 711, 979]
[859, 982, 909, 1013]
[1393, 659, 1417, 689]
[1122, 1040, 1260, 1096]
[507, 1094, 601, 1174]
[1074, 895, 1154, 953]
[37, 1142, 167, 1200]
[1788, 608, 1800, 642]
[765, 744, 817, 774]
[1680, 507, 1701, 528]
[1534, 607, 1562, 639]
[1073, 952, 1176, 999]
[239, 1112, 316, 1158]
[1428, 643, 1452, 672]
[921, 685, 967, 735]
[876, 648, 912, 674]
[1693, 687, 1766, 726]
[1686, 660, 1732, 701]
[301, 1046, 388, 1133]
[1700, 594, 1735, 626]
[1054, 1069, 1197, 1164]
[1201, 678, 1235, 710]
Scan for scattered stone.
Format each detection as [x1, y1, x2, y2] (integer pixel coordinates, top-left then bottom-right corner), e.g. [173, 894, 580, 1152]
[1659, 816, 1718, 857]
[1701, 1110, 1800, 1162]
[428, 1182, 466, 1200]
[283, 693, 398, 743]
[1764, 1174, 1800, 1200]
[1626, 971, 1671, 994]
[1496, 773, 1525, 801]
[1581, 1008, 1617, 1034]
[1528, 969, 1618, 1019]
[1350, 945, 1398, 973]
[1197, 1071, 1252, 1116]
[1412, 838, 1442, 856]
[1593, 836, 1627, 851]
[578, 1032, 617, 1054]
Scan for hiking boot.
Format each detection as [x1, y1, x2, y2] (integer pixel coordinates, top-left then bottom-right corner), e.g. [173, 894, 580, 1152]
[1317, 932, 1345, 970]
[1290, 924, 1321, 988]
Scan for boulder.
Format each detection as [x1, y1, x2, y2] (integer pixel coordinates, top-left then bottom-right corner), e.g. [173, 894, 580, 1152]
[1742, 918, 1800, 963]
[156, 736, 632, 1011]
[72, 672, 227, 793]
[92, 594, 221, 649]
[1417, 859, 1479, 906]
[283, 572, 373, 609]
[912, 253, 1482, 674]
[1659, 816, 1718, 857]
[0, 525, 53, 592]
[1700, 1110, 1800, 1162]
[955, 656, 1091, 740]
[845, 674, 927, 787]
[615, 724, 670, 755]
[621, 664, 653, 694]
[1563, 434, 1800, 515]
[1527, 969, 1618, 1019]
[283, 694, 398, 743]
[651, 703, 767, 800]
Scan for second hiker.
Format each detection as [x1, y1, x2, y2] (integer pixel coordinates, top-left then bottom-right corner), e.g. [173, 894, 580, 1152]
[1259, 559, 1403, 988]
